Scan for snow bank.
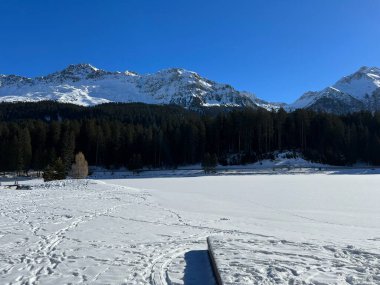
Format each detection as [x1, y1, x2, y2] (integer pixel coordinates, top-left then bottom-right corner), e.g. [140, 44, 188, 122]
[31, 179, 91, 190]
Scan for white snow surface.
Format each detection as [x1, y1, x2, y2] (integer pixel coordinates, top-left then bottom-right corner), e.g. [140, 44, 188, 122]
[290, 66, 380, 110]
[0, 64, 280, 110]
[0, 174, 380, 284]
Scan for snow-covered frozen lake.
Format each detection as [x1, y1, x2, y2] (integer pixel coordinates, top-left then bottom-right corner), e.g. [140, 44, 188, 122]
[0, 174, 380, 284]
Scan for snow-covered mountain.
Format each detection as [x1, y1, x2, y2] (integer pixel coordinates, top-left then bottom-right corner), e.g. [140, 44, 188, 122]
[3, 64, 379, 114]
[0, 64, 280, 110]
[289, 66, 380, 114]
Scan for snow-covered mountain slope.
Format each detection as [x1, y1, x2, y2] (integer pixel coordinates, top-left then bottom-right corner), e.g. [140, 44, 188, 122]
[289, 66, 380, 113]
[0, 64, 280, 110]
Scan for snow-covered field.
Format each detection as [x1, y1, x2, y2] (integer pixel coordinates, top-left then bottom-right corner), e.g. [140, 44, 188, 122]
[0, 173, 380, 284]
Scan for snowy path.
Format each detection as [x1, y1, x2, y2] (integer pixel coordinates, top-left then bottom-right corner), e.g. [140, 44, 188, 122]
[0, 174, 379, 284]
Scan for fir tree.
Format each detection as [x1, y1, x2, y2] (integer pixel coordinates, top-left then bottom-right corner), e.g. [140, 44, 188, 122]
[128, 154, 143, 174]
[42, 158, 66, 182]
[202, 153, 218, 173]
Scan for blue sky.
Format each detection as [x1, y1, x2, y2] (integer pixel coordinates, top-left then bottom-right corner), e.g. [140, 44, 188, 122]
[0, 0, 379, 103]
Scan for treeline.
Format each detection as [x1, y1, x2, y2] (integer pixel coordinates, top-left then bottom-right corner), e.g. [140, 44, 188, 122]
[1, 101, 380, 172]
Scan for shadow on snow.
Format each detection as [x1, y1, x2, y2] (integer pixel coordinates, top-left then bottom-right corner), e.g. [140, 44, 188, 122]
[183, 250, 217, 285]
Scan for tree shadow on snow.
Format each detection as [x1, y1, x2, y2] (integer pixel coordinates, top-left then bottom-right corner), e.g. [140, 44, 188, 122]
[183, 250, 217, 285]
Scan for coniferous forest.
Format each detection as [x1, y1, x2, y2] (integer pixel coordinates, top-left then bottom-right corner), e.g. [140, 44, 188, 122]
[1, 101, 380, 173]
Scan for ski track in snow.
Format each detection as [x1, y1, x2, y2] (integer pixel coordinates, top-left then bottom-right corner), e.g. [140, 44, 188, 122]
[0, 175, 380, 284]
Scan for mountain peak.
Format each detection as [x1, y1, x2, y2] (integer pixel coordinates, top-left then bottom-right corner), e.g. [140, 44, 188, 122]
[340, 66, 380, 83]
[290, 66, 380, 113]
[64, 63, 100, 72]
[41, 63, 109, 82]
[357, 66, 380, 74]
[156, 67, 198, 77]
[59, 63, 103, 76]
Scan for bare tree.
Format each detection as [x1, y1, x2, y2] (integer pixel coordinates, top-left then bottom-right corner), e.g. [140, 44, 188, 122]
[70, 152, 88, 179]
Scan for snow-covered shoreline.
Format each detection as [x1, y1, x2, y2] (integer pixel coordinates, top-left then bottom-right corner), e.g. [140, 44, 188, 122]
[89, 165, 380, 180]
[88, 152, 380, 179]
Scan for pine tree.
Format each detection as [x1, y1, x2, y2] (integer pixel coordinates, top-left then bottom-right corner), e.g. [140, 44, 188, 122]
[202, 153, 211, 173]
[202, 153, 218, 173]
[128, 153, 143, 174]
[42, 158, 66, 182]
[19, 128, 32, 172]
[210, 153, 218, 170]
[61, 129, 75, 171]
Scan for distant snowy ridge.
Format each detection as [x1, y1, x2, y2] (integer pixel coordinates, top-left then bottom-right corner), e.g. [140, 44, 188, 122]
[289, 66, 380, 113]
[0, 63, 281, 110]
[2, 64, 379, 114]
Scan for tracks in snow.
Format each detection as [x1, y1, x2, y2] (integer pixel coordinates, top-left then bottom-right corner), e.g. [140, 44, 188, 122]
[0, 181, 140, 284]
[3, 179, 377, 285]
